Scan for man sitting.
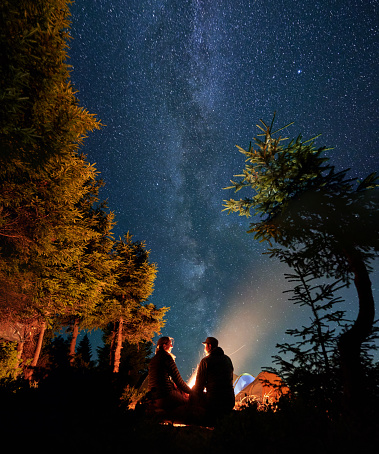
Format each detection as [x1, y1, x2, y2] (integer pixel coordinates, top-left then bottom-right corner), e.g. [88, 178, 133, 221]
[191, 337, 235, 424]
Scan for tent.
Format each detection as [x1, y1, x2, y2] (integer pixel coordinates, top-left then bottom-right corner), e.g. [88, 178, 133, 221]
[233, 373, 255, 395]
[235, 371, 289, 405]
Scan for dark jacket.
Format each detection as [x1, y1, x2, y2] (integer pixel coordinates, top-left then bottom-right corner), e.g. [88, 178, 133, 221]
[148, 349, 191, 399]
[193, 346, 235, 412]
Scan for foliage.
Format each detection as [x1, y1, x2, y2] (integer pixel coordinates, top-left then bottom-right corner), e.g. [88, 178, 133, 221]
[224, 114, 379, 410]
[119, 384, 147, 411]
[75, 333, 94, 367]
[0, 341, 21, 380]
[97, 233, 167, 372]
[265, 247, 348, 410]
[223, 114, 379, 277]
[106, 233, 159, 324]
[0, 0, 98, 163]
[97, 327, 153, 383]
[0, 0, 103, 327]
[44, 334, 71, 369]
[0, 0, 169, 380]
[42, 332, 95, 370]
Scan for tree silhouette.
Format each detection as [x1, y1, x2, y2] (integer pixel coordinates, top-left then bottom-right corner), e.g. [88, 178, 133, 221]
[224, 114, 379, 412]
[76, 333, 94, 367]
[266, 248, 348, 412]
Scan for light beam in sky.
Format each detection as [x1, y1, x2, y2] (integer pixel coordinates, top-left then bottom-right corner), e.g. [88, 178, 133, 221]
[214, 261, 296, 375]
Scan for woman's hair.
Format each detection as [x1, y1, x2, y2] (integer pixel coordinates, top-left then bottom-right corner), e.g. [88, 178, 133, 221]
[155, 336, 173, 354]
[157, 336, 171, 347]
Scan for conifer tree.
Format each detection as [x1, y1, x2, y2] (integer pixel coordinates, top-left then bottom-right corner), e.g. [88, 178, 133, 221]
[267, 248, 348, 410]
[45, 334, 71, 369]
[99, 233, 167, 373]
[0, 0, 104, 377]
[224, 114, 379, 411]
[56, 179, 118, 365]
[0, 1, 169, 381]
[97, 333, 153, 385]
[76, 333, 94, 368]
[271, 249, 347, 373]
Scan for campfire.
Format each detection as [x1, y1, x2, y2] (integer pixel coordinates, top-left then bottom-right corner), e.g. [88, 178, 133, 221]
[187, 367, 198, 389]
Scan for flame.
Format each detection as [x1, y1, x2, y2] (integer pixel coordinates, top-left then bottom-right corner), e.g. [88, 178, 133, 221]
[187, 367, 198, 389]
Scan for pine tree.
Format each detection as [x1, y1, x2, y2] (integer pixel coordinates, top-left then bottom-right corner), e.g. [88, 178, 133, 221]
[0, 0, 103, 378]
[97, 332, 153, 385]
[224, 114, 379, 412]
[76, 333, 94, 367]
[57, 179, 118, 365]
[46, 334, 71, 370]
[267, 248, 348, 411]
[99, 233, 167, 373]
[272, 249, 347, 373]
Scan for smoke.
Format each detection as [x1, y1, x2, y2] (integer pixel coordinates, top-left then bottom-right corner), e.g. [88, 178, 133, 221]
[214, 261, 294, 375]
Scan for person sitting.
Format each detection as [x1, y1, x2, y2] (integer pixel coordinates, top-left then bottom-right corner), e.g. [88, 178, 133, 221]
[191, 336, 235, 424]
[147, 336, 192, 415]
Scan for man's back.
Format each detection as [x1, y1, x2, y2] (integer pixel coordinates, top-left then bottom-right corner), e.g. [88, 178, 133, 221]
[204, 347, 234, 395]
[193, 346, 235, 417]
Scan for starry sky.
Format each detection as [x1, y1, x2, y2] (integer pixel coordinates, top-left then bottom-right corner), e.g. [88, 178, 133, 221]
[68, 0, 378, 380]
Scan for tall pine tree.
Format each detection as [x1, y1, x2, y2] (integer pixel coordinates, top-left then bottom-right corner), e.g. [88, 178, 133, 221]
[99, 233, 167, 373]
[0, 0, 105, 377]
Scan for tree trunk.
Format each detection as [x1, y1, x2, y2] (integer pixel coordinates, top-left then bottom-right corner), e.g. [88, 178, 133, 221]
[338, 249, 375, 413]
[69, 318, 80, 365]
[113, 317, 123, 373]
[25, 321, 46, 380]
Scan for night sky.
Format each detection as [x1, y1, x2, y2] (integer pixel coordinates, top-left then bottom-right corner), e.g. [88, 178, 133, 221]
[68, 0, 378, 380]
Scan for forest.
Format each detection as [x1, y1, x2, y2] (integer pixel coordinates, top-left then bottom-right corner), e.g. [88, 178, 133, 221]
[0, 1, 378, 452]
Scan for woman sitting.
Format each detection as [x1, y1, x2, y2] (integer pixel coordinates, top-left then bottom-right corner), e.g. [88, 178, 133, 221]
[147, 336, 191, 413]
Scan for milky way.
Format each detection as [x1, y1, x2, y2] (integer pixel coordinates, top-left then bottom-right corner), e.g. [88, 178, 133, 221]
[68, 0, 378, 379]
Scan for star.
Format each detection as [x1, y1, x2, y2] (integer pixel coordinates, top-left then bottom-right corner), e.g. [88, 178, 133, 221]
[69, 0, 379, 379]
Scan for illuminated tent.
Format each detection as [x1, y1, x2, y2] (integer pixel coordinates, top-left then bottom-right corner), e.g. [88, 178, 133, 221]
[233, 373, 255, 395]
[235, 371, 289, 404]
